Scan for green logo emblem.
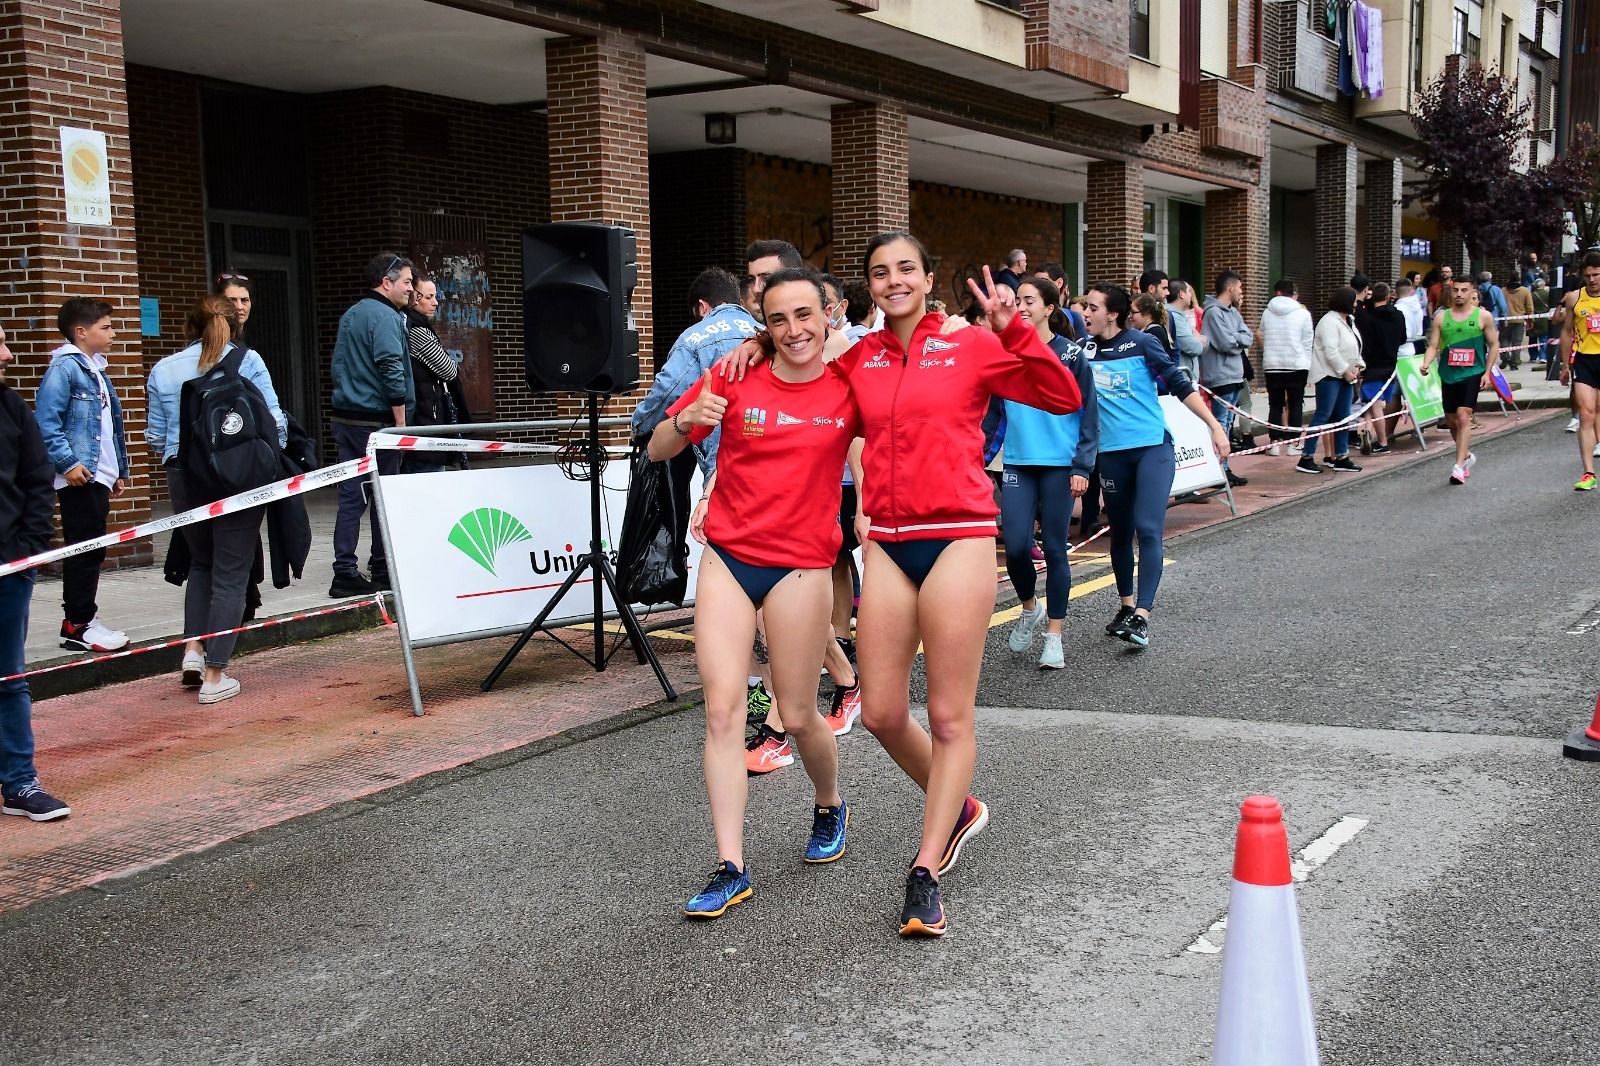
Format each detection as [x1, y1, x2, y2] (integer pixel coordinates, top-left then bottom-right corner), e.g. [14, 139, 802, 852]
[447, 507, 533, 576]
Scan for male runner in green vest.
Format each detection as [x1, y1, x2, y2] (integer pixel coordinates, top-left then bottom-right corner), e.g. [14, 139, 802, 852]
[1421, 276, 1500, 486]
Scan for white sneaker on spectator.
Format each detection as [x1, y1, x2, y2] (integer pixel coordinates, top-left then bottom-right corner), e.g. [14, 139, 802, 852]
[181, 651, 204, 689]
[82, 619, 128, 652]
[199, 674, 241, 705]
[1267, 444, 1282, 456]
[1568, 417, 1581, 433]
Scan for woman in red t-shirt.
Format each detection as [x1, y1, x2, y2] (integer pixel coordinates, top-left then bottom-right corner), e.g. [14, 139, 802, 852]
[724, 234, 1081, 937]
[649, 269, 862, 921]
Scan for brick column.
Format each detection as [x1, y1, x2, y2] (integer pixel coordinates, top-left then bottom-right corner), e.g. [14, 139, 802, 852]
[0, 1, 150, 559]
[545, 32, 651, 396]
[830, 102, 908, 279]
[1363, 158, 1402, 284]
[1314, 141, 1357, 308]
[1204, 152, 1271, 321]
[1435, 224, 1468, 278]
[1085, 160, 1144, 289]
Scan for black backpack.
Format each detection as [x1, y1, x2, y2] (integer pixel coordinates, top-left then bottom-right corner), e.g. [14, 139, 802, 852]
[178, 343, 280, 498]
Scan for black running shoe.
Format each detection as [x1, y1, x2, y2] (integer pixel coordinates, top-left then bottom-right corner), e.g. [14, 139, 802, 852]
[1225, 468, 1248, 487]
[329, 571, 376, 598]
[1105, 605, 1135, 637]
[1119, 614, 1150, 648]
[899, 866, 945, 937]
[1329, 456, 1362, 472]
[2, 782, 70, 822]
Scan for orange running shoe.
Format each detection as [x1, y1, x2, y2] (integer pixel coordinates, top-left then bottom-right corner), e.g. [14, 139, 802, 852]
[823, 683, 862, 736]
[745, 726, 794, 775]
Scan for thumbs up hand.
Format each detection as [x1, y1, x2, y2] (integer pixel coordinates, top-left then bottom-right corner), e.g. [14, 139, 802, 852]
[685, 369, 729, 428]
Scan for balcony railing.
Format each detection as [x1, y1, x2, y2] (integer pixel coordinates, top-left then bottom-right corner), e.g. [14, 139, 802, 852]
[1267, 0, 1337, 103]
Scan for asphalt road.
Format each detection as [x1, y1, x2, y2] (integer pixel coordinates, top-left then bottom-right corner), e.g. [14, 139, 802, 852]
[4, 418, 1599, 1066]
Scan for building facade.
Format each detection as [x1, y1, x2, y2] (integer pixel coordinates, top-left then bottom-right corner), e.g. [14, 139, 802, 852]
[0, 0, 1562, 551]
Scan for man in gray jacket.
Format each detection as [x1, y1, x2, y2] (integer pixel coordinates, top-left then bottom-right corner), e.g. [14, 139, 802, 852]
[1166, 279, 1205, 381]
[1201, 270, 1254, 486]
[328, 252, 415, 598]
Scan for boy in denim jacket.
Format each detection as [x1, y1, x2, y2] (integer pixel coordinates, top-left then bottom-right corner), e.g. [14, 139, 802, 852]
[33, 298, 130, 653]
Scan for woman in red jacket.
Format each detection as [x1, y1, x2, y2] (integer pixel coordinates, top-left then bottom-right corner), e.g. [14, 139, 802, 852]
[728, 233, 1082, 935]
[650, 269, 863, 921]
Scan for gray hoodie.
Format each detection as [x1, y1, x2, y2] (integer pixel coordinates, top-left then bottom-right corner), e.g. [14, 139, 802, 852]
[1200, 295, 1253, 388]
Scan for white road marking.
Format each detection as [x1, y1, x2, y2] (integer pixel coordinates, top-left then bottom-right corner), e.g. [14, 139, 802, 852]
[1184, 814, 1369, 955]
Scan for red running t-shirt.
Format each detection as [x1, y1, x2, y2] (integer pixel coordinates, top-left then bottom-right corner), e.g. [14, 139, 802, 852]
[667, 364, 861, 569]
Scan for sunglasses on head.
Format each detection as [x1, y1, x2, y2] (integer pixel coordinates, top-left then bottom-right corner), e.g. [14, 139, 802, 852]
[216, 271, 249, 285]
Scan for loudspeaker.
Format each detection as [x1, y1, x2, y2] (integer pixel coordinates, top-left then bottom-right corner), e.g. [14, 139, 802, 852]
[522, 222, 639, 394]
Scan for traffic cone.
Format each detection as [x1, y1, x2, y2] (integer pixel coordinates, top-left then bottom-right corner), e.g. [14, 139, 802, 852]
[1561, 693, 1600, 761]
[1213, 795, 1319, 1066]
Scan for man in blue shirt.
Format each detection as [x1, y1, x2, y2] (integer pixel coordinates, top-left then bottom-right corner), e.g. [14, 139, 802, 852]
[630, 267, 759, 477]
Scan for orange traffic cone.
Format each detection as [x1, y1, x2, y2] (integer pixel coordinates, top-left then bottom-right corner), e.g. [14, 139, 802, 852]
[1213, 796, 1319, 1066]
[1562, 693, 1600, 761]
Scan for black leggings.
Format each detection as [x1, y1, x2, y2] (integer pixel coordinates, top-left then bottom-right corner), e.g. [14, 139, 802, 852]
[1097, 439, 1175, 611]
[1264, 370, 1307, 442]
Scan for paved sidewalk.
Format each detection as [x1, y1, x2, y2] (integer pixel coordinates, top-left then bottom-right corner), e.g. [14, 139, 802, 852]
[0, 406, 1559, 917]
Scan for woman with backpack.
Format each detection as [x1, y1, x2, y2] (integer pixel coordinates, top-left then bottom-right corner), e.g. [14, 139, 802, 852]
[146, 296, 287, 705]
[403, 274, 469, 473]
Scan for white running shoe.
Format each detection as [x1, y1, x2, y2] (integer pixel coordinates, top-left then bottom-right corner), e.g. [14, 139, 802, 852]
[1569, 417, 1581, 433]
[1591, 442, 1600, 458]
[1464, 452, 1476, 471]
[82, 618, 128, 652]
[1039, 633, 1065, 670]
[1449, 464, 1466, 485]
[1008, 603, 1046, 653]
[1267, 444, 1282, 457]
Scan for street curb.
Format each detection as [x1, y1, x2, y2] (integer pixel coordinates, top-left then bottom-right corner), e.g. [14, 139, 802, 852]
[28, 598, 389, 703]
[0, 686, 705, 931]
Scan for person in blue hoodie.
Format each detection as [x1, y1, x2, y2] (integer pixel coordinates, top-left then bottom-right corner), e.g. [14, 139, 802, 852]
[992, 276, 1098, 670]
[327, 253, 414, 599]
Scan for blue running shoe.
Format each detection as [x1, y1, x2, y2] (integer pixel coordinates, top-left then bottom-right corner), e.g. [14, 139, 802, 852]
[804, 800, 850, 863]
[683, 860, 752, 919]
[899, 866, 945, 937]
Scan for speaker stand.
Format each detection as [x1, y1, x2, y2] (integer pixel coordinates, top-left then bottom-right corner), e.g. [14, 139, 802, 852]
[481, 394, 678, 701]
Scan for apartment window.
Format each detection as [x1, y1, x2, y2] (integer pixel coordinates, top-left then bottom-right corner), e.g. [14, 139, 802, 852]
[1411, 0, 1425, 92]
[1131, 0, 1152, 58]
[1454, 0, 1484, 63]
[1314, 0, 1336, 39]
[1143, 203, 1159, 270]
[1501, 15, 1514, 72]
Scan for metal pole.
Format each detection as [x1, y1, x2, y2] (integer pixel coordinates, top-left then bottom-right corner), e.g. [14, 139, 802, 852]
[589, 394, 606, 671]
[368, 432, 425, 716]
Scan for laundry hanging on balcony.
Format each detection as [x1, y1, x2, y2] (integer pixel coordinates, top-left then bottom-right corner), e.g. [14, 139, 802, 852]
[1336, 0, 1385, 99]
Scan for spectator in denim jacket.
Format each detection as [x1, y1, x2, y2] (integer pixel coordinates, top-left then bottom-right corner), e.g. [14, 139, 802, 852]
[33, 297, 131, 654]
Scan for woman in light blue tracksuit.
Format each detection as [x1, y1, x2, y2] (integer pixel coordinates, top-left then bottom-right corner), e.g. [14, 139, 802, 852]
[992, 276, 1098, 670]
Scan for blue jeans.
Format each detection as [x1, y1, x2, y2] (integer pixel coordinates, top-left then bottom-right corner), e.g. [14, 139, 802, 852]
[331, 421, 402, 577]
[0, 571, 38, 797]
[1210, 384, 1242, 468]
[1098, 440, 1176, 611]
[1000, 465, 1073, 619]
[1303, 377, 1353, 458]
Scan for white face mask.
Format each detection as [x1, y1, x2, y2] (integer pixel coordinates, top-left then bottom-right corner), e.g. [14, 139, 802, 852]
[827, 303, 847, 331]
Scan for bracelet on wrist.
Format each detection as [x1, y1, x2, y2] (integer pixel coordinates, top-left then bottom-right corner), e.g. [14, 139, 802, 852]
[671, 411, 691, 436]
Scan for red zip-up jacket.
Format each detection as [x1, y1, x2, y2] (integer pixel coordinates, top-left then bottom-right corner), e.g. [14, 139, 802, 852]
[833, 311, 1082, 541]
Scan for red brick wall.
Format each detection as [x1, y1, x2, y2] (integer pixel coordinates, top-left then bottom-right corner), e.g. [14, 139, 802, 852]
[831, 102, 909, 280]
[741, 151, 1065, 309]
[911, 184, 1064, 310]
[545, 32, 650, 433]
[309, 87, 552, 431]
[745, 155, 834, 269]
[126, 64, 207, 374]
[1313, 141, 1356, 310]
[1085, 160, 1145, 289]
[1021, 0, 1131, 93]
[0, 0, 151, 560]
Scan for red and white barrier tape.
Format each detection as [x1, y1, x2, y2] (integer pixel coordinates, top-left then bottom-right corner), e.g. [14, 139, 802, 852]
[1200, 368, 1400, 437]
[0, 436, 586, 579]
[0, 457, 374, 580]
[0, 592, 393, 684]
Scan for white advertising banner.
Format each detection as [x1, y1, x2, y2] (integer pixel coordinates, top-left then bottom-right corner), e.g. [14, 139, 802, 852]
[381, 463, 704, 644]
[1161, 395, 1228, 497]
[59, 127, 111, 226]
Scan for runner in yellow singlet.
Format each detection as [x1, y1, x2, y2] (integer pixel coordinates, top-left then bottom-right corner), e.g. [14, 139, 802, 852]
[1558, 251, 1600, 491]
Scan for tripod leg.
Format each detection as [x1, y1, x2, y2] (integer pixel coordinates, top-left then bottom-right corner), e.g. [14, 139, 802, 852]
[596, 556, 678, 701]
[481, 558, 594, 691]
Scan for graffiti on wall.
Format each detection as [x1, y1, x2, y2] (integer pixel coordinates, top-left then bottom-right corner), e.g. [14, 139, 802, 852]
[409, 238, 493, 417]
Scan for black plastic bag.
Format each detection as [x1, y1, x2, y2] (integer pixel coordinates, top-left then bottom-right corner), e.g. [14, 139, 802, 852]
[618, 439, 688, 606]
